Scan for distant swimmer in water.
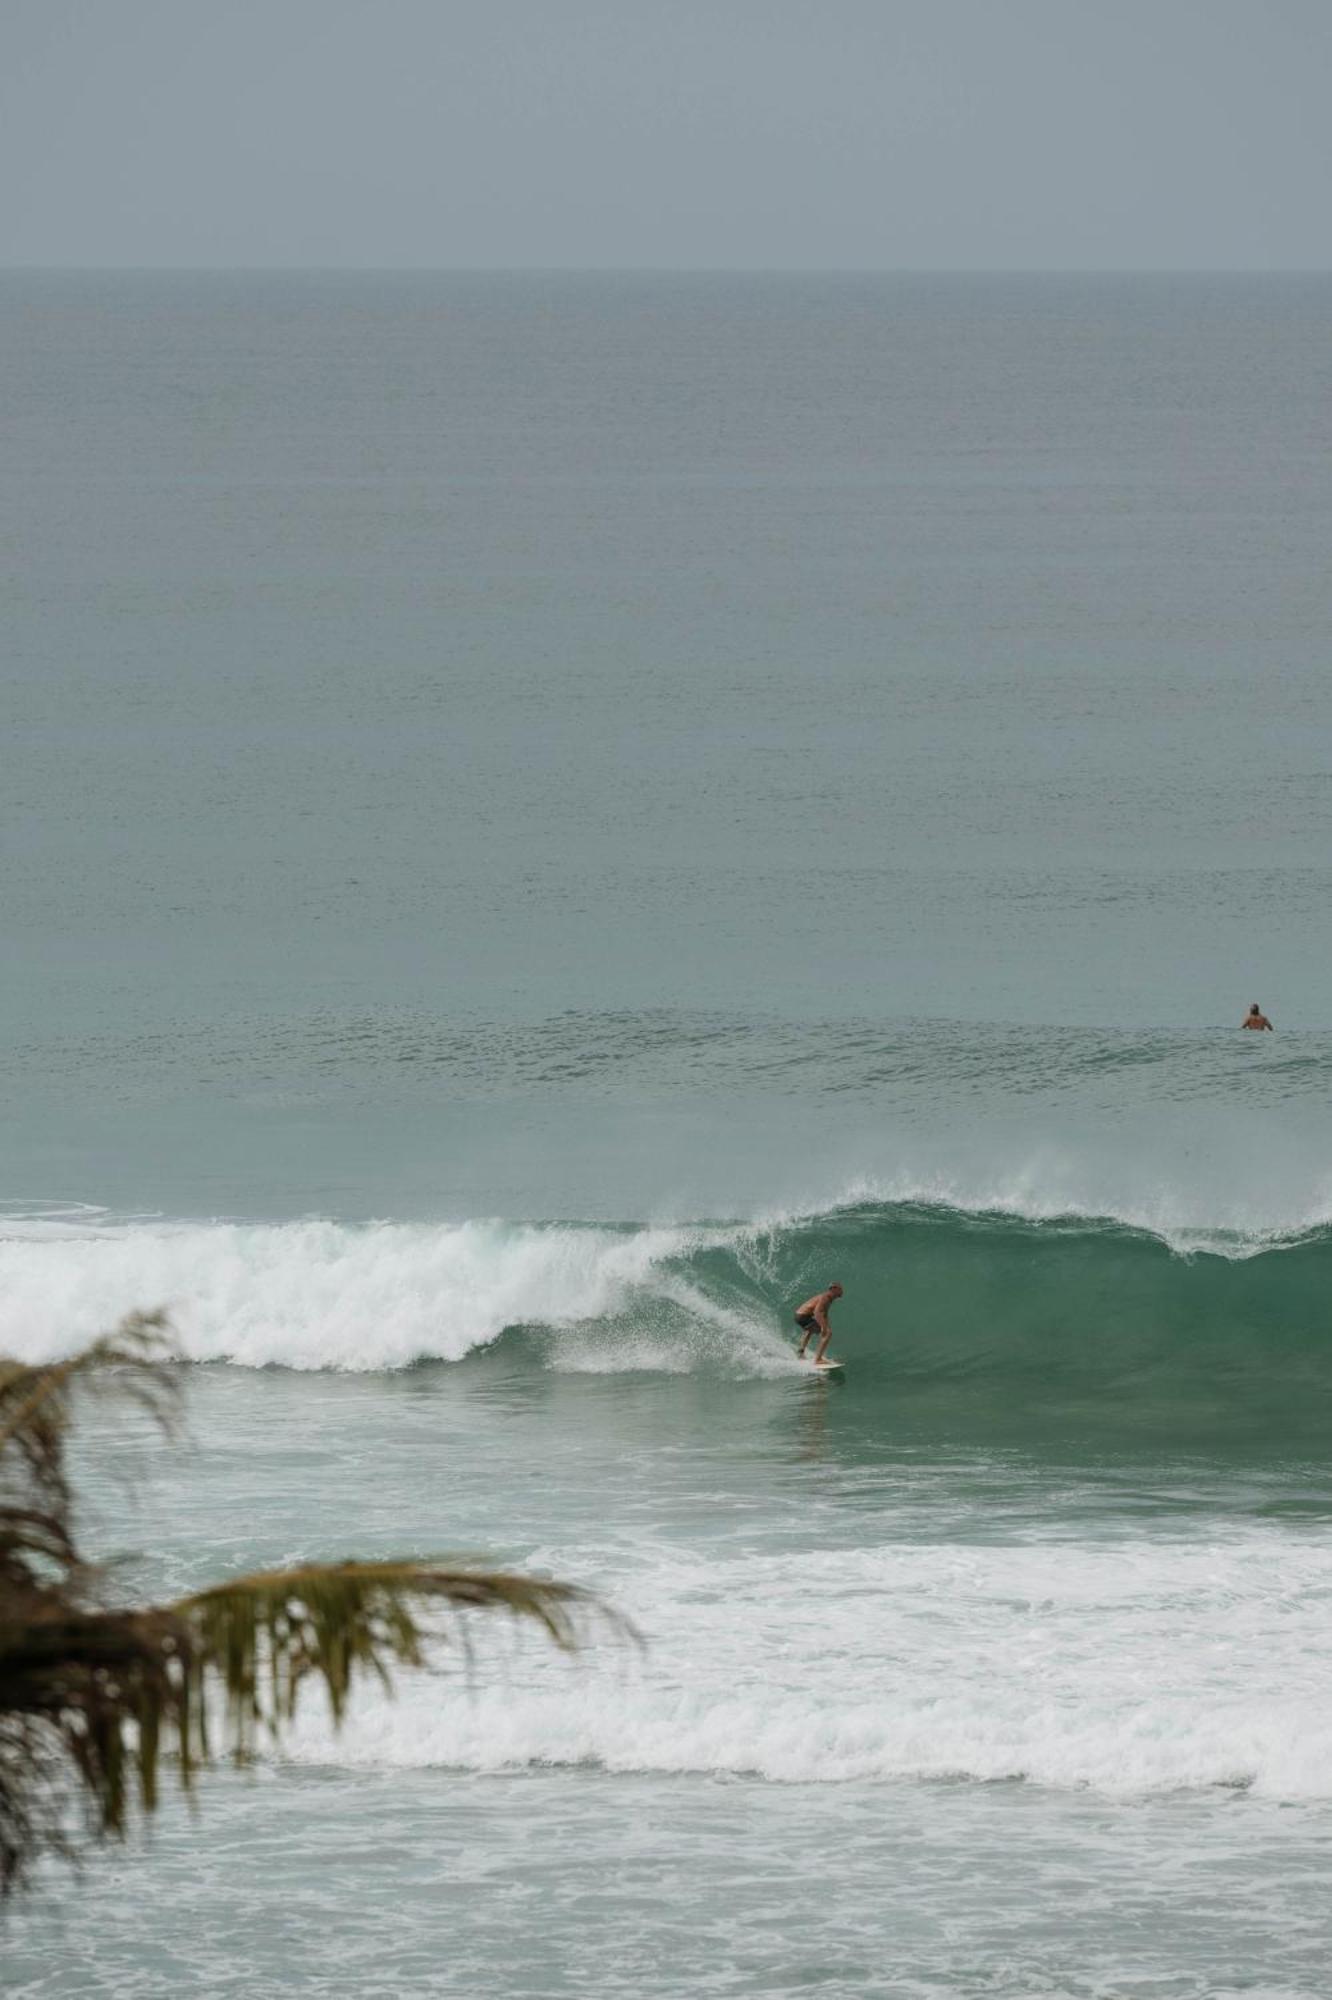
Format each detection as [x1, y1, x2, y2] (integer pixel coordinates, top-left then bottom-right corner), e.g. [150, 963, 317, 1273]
[794, 1283, 843, 1365]
[1242, 1003, 1274, 1031]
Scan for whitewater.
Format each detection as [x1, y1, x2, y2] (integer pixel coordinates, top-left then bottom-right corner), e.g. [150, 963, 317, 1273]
[8, 1184, 1332, 1817]
[266, 1526, 1332, 1799]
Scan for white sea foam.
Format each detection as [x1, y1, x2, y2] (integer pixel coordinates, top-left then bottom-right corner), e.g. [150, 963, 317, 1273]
[271, 1531, 1332, 1800]
[0, 1213, 795, 1373]
[751, 1158, 1332, 1259]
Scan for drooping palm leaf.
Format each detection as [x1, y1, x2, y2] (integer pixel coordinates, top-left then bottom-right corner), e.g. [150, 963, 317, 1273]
[176, 1559, 623, 1766]
[0, 1600, 188, 1886]
[0, 1317, 625, 1895]
[0, 1309, 181, 1513]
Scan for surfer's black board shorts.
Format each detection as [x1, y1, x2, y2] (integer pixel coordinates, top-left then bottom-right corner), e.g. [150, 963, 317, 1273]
[794, 1313, 818, 1335]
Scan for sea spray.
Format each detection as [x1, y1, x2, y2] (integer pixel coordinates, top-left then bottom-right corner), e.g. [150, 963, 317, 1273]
[4, 1198, 1332, 1422]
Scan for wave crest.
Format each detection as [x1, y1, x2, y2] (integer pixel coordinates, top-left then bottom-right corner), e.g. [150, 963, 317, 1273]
[3, 1197, 1332, 1414]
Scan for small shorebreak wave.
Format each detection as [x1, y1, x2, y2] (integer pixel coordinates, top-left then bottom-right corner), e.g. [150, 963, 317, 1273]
[267, 1530, 1332, 1800]
[3, 1196, 1332, 1425]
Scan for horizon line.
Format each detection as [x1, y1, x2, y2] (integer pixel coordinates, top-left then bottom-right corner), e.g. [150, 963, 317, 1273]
[2, 263, 1330, 278]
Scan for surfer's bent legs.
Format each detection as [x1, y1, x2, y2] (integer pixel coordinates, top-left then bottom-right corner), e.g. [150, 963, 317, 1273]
[794, 1283, 842, 1362]
[804, 1317, 833, 1363]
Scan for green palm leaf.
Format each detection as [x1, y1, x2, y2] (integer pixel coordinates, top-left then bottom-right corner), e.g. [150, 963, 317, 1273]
[0, 1317, 625, 1895]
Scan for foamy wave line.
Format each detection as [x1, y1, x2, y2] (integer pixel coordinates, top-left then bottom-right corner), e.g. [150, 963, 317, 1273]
[744, 1171, 1332, 1261]
[270, 1534, 1332, 1800]
[0, 1213, 801, 1374]
[270, 1682, 1332, 1800]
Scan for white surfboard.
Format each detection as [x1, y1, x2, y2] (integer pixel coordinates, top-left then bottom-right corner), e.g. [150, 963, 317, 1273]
[803, 1356, 845, 1373]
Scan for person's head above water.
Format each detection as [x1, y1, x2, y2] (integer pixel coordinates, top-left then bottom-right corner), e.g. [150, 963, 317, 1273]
[829, 1282, 844, 1299]
[1250, 1003, 1262, 1015]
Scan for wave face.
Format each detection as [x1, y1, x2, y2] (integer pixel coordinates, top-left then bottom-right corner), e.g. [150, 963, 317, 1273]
[4, 1198, 1332, 1433]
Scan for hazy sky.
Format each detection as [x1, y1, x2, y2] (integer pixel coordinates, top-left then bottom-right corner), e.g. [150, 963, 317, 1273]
[3, 0, 1330, 268]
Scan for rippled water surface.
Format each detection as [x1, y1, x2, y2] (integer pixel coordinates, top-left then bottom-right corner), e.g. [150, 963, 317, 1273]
[5, 271, 1332, 1995]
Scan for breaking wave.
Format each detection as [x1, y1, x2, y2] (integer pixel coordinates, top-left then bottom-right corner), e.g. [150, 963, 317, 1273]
[3, 1193, 1332, 1422]
[271, 1529, 1332, 1799]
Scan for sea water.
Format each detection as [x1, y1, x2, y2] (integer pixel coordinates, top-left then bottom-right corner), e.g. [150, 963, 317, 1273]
[3, 272, 1332, 1997]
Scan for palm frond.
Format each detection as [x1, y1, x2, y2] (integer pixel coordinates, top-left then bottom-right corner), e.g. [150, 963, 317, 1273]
[177, 1560, 630, 1764]
[0, 1602, 189, 1891]
[0, 1320, 630, 1896]
[0, 1310, 181, 1510]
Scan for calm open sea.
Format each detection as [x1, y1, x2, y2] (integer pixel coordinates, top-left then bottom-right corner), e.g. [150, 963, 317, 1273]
[4, 271, 1332, 1997]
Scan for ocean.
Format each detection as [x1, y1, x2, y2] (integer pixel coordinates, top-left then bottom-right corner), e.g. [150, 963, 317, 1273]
[4, 270, 1332, 1997]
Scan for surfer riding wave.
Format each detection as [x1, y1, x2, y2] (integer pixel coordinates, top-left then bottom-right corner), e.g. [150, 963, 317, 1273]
[794, 1283, 842, 1365]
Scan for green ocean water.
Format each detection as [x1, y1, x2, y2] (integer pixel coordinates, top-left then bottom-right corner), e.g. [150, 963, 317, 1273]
[4, 272, 1332, 1996]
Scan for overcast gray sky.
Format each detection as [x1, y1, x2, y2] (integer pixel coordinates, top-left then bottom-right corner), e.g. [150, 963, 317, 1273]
[3, 0, 1329, 268]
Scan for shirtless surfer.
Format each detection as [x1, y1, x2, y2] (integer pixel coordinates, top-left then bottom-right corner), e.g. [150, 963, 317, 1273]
[794, 1283, 843, 1365]
[1241, 1003, 1274, 1031]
